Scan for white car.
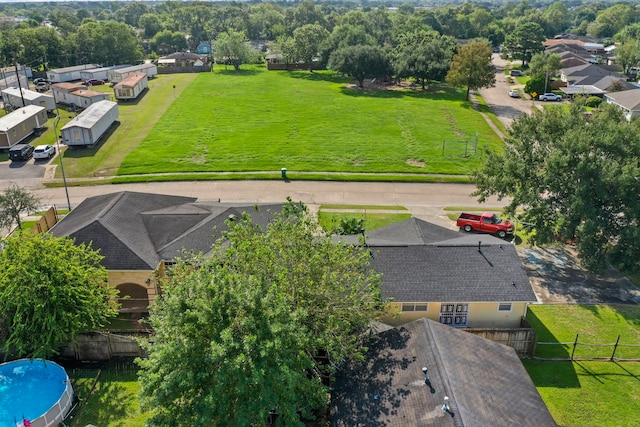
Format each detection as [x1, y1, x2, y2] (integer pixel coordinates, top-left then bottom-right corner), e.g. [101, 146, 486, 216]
[33, 145, 56, 160]
[508, 89, 520, 98]
[539, 93, 562, 102]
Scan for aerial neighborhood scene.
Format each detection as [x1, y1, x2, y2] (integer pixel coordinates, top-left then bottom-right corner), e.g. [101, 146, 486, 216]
[1, 0, 640, 426]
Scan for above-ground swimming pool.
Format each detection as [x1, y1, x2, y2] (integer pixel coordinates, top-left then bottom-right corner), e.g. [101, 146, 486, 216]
[0, 359, 74, 427]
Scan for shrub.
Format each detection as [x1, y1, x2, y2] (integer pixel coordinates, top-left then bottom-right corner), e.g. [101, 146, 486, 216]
[585, 96, 602, 108]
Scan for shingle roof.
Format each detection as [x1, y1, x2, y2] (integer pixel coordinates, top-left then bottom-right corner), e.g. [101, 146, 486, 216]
[605, 88, 640, 111]
[331, 318, 557, 427]
[50, 191, 283, 270]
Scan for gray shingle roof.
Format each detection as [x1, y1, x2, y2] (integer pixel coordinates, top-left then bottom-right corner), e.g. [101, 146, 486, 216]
[50, 191, 282, 269]
[331, 318, 557, 427]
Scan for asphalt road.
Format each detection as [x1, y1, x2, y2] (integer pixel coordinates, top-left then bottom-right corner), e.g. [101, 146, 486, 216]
[26, 180, 508, 229]
[478, 54, 538, 129]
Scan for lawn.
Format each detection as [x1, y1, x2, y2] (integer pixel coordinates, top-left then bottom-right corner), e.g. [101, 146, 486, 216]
[524, 304, 640, 427]
[116, 65, 503, 177]
[317, 203, 411, 233]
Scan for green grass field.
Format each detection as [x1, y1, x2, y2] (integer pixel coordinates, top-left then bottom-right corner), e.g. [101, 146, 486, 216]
[525, 304, 640, 426]
[62, 65, 500, 179]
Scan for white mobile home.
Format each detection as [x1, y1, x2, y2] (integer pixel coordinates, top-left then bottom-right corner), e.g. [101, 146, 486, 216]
[0, 73, 28, 91]
[47, 64, 100, 83]
[67, 89, 110, 109]
[113, 73, 148, 100]
[51, 82, 85, 105]
[60, 100, 118, 146]
[1, 87, 56, 111]
[80, 65, 131, 82]
[0, 105, 48, 148]
[108, 63, 157, 83]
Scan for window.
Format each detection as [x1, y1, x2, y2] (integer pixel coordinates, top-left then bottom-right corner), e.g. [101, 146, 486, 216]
[498, 303, 512, 312]
[439, 303, 469, 327]
[401, 303, 428, 312]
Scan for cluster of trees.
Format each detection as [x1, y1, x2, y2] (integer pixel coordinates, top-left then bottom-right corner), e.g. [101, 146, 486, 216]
[4, 1, 640, 75]
[474, 101, 640, 273]
[138, 200, 385, 426]
[0, 186, 118, 359]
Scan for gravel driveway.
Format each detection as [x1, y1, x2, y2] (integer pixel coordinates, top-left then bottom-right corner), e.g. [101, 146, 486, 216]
[519, 246, 640, 305]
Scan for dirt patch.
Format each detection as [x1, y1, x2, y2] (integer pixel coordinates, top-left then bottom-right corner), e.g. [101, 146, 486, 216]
[519, 246, 640, 304]
[406, 158, 425, 168]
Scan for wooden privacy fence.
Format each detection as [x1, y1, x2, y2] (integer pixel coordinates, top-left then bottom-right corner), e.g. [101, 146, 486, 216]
[534, 334, 640, 362]
[60, 331, 151, 361]
[465, 327, 536, 357]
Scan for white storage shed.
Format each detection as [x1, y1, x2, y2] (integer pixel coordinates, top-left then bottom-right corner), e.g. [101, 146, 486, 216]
[1, 87, 56, 111]
[108, 63, 157, 83]
[47, 64, 100, 83]
[0, 105, 48, 148]
[60, 100, 119, 147]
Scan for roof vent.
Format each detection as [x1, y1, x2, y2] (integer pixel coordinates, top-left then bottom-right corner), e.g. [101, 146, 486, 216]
[227, 214, 236, 221]
[422, 367, 435, 394]
[478, 241, 482, 252]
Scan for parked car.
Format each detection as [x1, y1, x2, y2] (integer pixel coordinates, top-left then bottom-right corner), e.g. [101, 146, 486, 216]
[33, 144, 56, 160]
[510, 70, 524, 76]
[456, 212, 514, 238]
[8, 144, 34, 162]
[34, 82, 49, 92]
[508, 89, 520, 98]
[84, 79, 105, 86]
[539, 93, 562, 102]
[33, 78, 49, 85]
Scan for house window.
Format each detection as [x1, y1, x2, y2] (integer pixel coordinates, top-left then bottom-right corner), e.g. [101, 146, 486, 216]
[439, 303, 468, 327]
[498, 303, 512, 312]
[401, 303, 428, 312]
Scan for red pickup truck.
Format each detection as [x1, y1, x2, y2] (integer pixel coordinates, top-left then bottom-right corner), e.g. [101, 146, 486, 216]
[456, 212, 514, 238]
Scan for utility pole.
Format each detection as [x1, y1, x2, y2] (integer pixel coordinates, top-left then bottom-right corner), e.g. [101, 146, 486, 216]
[12, 51, 26, 108]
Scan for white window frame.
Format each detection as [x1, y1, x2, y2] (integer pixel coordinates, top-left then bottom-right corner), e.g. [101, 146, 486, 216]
[498, 303, 513, 312]
[401, 303, 428, 312]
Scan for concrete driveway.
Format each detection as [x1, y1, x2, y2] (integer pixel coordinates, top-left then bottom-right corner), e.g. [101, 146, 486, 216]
[478, 54, 539, 129]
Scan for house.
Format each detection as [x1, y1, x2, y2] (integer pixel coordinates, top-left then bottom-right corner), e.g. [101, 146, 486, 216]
[0, 105, 48, 148]
[59, 100, 118, 146]
[604, 88, 640, 121]
[560, 63, 631, 93]
[108, 63, 157, 83]
[157, 52, 208, 67]
[331, 318, 557, 426]
[1, 87, 56, 111]
[47, 64, 100, 83]
[79, 65, 130, 83]
[49, 191, 283, 312]
[113, 73, 148, 100]
[353, 218, 538, 328]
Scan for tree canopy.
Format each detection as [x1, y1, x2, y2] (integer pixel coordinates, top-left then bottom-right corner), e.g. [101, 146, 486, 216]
[0, 184, 41, 231]
[473, 102, 640, 273]
[138, 201, 384, 426]
[0, 232, 118, 359]
[446, 39, 495, 100]
[213, 29, 256, 71]
[503, 22, 546, 65]
[329, 44, 390, 88]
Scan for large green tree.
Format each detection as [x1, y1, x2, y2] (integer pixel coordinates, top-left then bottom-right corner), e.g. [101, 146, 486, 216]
[213, 29, 256, 71]
[0, 233, 118, 359]
[528, 51, 561, 93]
[329, 44, 390, 88]
[473, 102, 640, 272]
[293, 23, 329, 71]
[76, 20, 143, 65]
[445, 39, 495, 100]
[0, 184, 41, 231]
[503, 22, 546, 65]
[138, 201, 384, 426]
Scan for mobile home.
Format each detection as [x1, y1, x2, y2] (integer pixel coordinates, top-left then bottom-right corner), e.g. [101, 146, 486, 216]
[1, 87, 56, 111]
[108, 63, 157, 83]
[0, 105, 48, 148]
[113, 73, 148, 100]
[67, 89, 110, 109]
[47, 64, 100, 83]
[51, 82, 85, 105]
[0, 73, 28, 91]
[80, 65, 131, 82]
[60, 100, 118, 146]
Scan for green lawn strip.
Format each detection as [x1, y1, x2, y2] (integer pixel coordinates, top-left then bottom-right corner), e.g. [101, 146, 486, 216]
[527, 304, 640, 360]
[42, 172, 474, 187]
[56, 74, 198, 179]
[317, 211, 411, 232]
[320, 204, 408, 210]
[118, 65, 503, 176]
[473, 93, 510, 136]
[523, 360, 640, 427]
[70, 368, 149, 427]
